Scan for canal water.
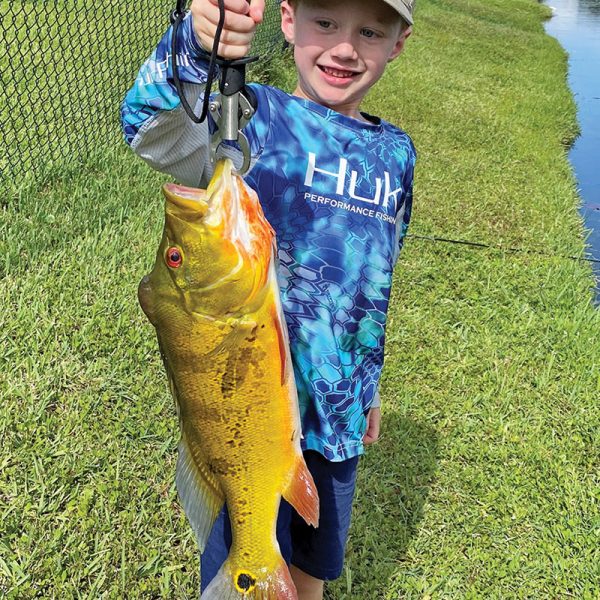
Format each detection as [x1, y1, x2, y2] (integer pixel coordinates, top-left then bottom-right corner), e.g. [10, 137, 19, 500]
[544, 0, 600, 293]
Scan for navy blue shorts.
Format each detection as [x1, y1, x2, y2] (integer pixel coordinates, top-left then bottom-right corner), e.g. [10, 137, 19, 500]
[200, 450, 359, 589]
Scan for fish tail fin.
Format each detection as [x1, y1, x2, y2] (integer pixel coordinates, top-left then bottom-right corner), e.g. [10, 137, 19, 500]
[282, 456, 320, 528]
[201, 557, 297, 600]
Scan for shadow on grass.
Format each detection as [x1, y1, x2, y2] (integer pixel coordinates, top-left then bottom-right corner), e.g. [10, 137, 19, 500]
[326, 413, 438, 600]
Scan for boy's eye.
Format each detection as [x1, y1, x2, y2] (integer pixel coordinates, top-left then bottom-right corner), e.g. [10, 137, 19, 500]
[317, 20, 332, 29]
[361, 28, 379, 39]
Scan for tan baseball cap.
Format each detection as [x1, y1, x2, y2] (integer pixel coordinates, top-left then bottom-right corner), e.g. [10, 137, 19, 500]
[383, 0, 415, 25]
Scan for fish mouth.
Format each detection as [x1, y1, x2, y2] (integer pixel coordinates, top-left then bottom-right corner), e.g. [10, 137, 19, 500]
[162, 161, 233, 222]
[163, 184, 209, 216]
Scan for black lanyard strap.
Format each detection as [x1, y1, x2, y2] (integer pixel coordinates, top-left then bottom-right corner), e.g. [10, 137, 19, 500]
[170, 0, 226, 124]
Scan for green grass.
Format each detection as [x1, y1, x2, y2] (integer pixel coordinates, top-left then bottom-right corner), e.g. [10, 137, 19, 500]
[1, 0, 599, 598]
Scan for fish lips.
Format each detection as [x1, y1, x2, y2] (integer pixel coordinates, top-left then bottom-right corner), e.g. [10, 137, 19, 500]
[163, 184, 209, 219]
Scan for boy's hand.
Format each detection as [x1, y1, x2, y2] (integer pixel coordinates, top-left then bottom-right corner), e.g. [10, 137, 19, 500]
[191, 0, 265, 60]
[363, 407, 381, 445]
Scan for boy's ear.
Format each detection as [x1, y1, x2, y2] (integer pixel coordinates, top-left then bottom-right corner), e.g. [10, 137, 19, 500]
[388, 26, 412, 62]
[280, 1, 296, 45]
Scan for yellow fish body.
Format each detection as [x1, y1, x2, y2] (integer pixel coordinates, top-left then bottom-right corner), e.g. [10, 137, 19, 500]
[138, 159, 319, 599]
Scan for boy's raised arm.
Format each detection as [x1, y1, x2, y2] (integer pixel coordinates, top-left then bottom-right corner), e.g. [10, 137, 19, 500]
[120, 0, 264, 186]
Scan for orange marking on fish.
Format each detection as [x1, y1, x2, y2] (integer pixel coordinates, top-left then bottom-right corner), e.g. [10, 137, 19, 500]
[270, 303, 287, 387]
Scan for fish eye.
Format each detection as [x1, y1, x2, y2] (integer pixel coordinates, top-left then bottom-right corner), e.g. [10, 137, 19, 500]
[166, 247, 183, 268]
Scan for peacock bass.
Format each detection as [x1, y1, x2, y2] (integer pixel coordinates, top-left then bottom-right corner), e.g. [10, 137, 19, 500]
[138, 158, 319, 599]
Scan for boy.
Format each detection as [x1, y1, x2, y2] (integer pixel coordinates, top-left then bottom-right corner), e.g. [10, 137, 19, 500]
[121, 0, 415, 597]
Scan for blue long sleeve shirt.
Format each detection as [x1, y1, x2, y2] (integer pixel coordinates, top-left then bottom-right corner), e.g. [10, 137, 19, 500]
[121, 14, 416, 461]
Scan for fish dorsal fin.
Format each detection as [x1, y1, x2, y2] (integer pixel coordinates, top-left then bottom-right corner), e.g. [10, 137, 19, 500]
[281, 457, 320, 528]
[176, 433, 225, 552]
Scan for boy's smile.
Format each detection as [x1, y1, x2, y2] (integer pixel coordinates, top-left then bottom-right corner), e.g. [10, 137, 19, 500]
[281, 0, 411, 121]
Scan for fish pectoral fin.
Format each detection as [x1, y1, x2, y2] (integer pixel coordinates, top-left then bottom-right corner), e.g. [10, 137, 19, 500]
[282, 456, 320, 528]
[205, 317, 257, 358]
[176, 434, 225, 552]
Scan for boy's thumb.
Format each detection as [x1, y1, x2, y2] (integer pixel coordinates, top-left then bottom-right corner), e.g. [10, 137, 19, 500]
[248, 0, 265, 23]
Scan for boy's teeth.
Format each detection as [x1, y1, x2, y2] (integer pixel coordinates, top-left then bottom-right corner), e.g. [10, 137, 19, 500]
[323, 67, 354, 78]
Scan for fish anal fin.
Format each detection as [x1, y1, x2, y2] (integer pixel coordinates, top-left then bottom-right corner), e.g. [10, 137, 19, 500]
[176, 433, 225, 552]
[201, 557, 296, 600]
[282, 457, 320, 528]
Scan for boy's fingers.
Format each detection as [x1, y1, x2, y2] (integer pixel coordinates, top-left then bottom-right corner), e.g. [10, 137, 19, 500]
[190, 0, 259, 58]
[195, 22, 253, 56]
[209, 0, 251, 15]
[202, 2, 257, 32]
[363, 430, 379, 444]
[195, 31, 253, 57]
[248, 0, 265, 23]
[217, 40, 253, 59]
[199, 18, 256, 43]
[215, 43, 252, 59]
[363, 408, 381, 445]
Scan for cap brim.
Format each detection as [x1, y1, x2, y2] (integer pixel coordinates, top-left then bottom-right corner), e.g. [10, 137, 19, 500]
[383, 1, 414, 25]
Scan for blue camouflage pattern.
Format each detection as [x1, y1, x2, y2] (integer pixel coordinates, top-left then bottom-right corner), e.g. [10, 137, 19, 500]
[121, 14, 416, 461]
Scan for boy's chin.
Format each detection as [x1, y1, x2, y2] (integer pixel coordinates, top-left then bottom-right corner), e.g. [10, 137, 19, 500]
[315, 92, 362, 114]
[295, 81, 364, 116]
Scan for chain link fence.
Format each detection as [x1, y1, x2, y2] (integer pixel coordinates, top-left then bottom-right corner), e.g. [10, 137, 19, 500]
[0, 1, 284, 189]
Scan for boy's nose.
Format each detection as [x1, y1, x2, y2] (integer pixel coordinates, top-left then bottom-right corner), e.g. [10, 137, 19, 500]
[330, 40, 359, 61]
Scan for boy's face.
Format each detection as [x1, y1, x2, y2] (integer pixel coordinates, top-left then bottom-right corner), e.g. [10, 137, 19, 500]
[281, 0, 411, 120]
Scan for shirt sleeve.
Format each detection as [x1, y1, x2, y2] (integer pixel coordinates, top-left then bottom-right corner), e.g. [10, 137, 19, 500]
[393, 141, 416, 262]
[120, 13, 223, 186]
[370, 389, 381, 409]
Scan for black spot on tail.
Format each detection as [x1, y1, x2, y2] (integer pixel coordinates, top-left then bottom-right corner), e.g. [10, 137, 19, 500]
[237, 572, 256, 591]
